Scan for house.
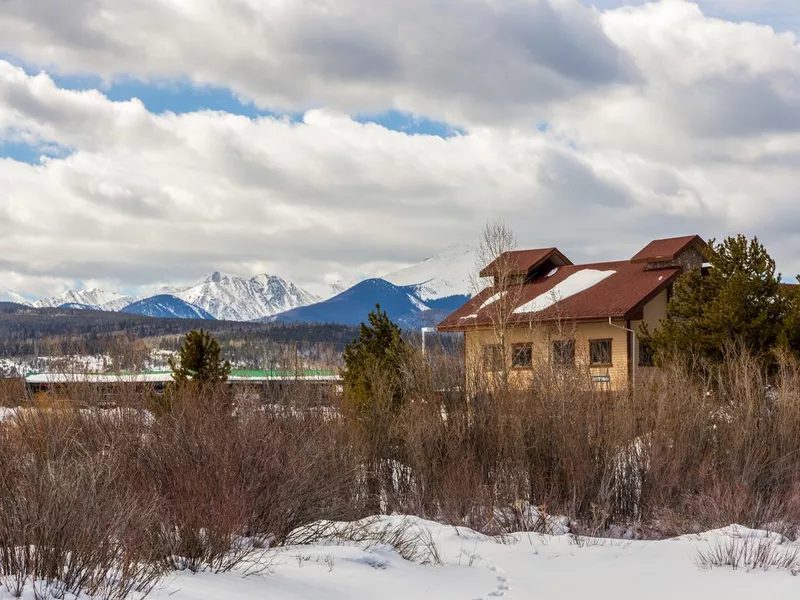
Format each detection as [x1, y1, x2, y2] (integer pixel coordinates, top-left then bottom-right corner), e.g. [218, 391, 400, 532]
[437, 235, 708, 391]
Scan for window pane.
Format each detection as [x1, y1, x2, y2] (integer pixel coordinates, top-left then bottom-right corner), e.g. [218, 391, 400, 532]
[590, 340, 612, 365]
[552, 340, 575, 367]
[512, 343, 532, 368]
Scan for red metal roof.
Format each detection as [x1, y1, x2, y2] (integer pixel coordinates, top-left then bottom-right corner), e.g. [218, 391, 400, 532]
[631, 235, 707, 264]
[479, 248, 573, 278]
[438, 260, 681, 331]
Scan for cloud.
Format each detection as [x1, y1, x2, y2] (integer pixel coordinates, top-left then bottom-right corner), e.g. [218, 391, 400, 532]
[0, 1, 799, 296]
[584, 0, 800, 32]
[0, 0, 638, 125]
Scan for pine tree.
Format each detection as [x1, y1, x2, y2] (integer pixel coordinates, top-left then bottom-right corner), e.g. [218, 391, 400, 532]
[782, 284, 800, 356]
[342, 305, 413, 511]
[342, 305, 412, 419]
[646, 235, 788, 364]
[169, 329, 231, 385]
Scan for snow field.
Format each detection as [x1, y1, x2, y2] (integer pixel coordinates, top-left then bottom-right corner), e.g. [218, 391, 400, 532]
[139, 519, 800, 600]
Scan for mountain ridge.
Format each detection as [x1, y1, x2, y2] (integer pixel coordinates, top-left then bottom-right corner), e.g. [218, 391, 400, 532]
[169, 272, 321, 321]
[10, 245, 476, 325]
[35, 289, 136, 312]
[270, 278, 468, 326]
[121, 295, 216, 320]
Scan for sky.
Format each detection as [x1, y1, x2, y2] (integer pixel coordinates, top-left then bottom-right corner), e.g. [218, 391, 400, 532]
[0, 0, 799, 299]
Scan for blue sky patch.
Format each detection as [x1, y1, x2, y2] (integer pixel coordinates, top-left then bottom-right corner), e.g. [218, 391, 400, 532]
[355, 111, 465, 138]
[53, 73, 277, 118]
[7, 57, 463, 138]
[2, 56, 468, 139]
[0, 139, 73, 165]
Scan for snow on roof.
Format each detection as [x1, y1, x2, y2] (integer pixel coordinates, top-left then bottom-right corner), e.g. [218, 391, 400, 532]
[25, 369, 342, 385]
[513, 270, 616, 314]
[439, 258, 682, 330]
[478, 291, 507, 310]
[25, 372, 175, 385]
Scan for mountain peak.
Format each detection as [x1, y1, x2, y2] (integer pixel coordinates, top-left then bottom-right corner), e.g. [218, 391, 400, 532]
[176, 272, 320, 321]
[202, 271, 229, 284]
[382, 244, 476, 300]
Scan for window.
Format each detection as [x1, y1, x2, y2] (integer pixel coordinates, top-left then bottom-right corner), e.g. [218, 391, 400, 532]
[483, 345, 504, 371]
[589, 339, 612, 366]
[512, 343, 533, 369]
[551, 340, 575, 368]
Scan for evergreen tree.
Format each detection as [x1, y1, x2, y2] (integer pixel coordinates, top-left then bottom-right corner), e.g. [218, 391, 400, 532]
[782, 284, 800, 356]
[169, 329, 231, 385]
[645, 235, 788, 364]
[342, 305, 412, 419]
[342, 305, 413, 512]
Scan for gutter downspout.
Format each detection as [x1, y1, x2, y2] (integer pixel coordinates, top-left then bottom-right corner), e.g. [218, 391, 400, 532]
[608, 317, 636, 395]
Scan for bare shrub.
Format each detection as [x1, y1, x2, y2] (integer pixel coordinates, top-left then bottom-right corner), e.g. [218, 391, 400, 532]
[138, 383, 363, 573]
[0, 378, 366, 592]
[380, 340, 800, 540]
[0, 378, 24, 408]
[10, 331, 800, 586]
[288, 517, 442, 566]
[0, 407, 166, 599]
[694, 533, 800, 573]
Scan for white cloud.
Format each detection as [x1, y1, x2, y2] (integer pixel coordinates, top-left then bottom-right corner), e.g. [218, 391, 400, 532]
[584, 0, 800, 32]
[0, 1, 800, 296]
[0, 0, 637, 125]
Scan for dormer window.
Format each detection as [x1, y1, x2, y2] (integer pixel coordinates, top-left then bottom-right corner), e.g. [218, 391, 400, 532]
[481, 248, 573, 285]
[631, 235, 708, 272]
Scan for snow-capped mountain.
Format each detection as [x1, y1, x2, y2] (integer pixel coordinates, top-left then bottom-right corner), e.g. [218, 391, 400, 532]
[269, 245, 476, 326]
[121, 295, 215, 320]
[381, 244, 476, 301]
[59, 303, 101, 311]
[10, 245, 475, 325]
[169, 272, 321, 321]
[0, 288, 31, 306]
[271, 278, 468, 327]
[34, 289, 136, 312]
[271, 279, 428, 325]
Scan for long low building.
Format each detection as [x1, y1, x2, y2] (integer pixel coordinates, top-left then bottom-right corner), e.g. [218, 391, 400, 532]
[24, 369, 343, 403]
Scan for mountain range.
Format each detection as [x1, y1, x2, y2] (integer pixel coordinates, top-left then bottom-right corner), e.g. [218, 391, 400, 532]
[165, 272, 321, 321]
[34, 289, 136, 312]
[2, 245, 476, 327]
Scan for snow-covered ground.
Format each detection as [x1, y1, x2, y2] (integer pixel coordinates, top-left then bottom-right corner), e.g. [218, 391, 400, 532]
[141, 519, 800, 600]
[0, 516, 797, 599]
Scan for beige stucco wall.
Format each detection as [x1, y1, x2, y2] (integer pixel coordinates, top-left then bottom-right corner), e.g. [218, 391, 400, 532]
[634, 288, 668, 332]
[464, 319, 630, 391]
[463, 287, 671, 392]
